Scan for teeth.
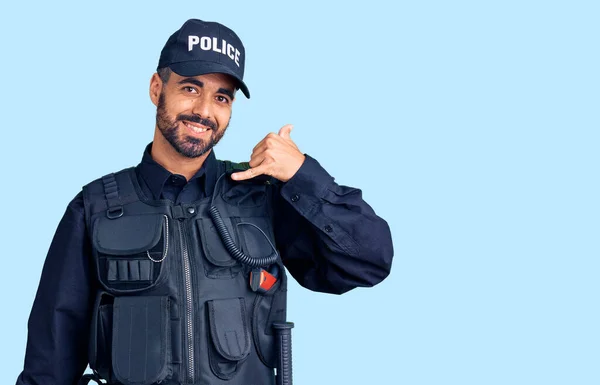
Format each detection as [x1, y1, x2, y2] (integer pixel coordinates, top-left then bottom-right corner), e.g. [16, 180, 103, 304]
[185, 122, 208, 133]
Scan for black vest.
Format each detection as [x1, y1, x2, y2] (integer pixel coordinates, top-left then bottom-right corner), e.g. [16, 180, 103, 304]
[82, 162, 288, 385]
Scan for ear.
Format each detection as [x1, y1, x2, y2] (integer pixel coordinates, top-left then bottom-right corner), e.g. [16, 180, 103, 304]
[149, 73, 163, 107]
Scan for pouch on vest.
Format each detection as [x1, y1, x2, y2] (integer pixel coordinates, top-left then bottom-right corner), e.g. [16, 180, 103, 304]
[195, 217, 243, 278]
[252, 274, 287, 368]
[92, 214, 169, 293]
[206, 297, 251, 380]
[195, 181, 275, 278]
[112, 296, 172, 385]
[235, 216, 276, 261]
[89, 291, 114, 382]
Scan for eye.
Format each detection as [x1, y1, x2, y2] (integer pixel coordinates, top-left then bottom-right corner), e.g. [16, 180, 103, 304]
[183, 86, 197, 94]
[216, 95, 231, 104]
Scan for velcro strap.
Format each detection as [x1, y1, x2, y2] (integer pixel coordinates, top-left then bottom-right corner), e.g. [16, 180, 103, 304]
[207, 297, 251, 361]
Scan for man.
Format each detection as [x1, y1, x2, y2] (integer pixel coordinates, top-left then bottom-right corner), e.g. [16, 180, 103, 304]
[15, 19, 393, 385]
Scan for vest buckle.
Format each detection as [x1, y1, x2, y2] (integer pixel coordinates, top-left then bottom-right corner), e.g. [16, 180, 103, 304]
[106, 206, 124, 219]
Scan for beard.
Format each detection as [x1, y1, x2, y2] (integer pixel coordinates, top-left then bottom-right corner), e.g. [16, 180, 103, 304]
[156, 92, 229, 158]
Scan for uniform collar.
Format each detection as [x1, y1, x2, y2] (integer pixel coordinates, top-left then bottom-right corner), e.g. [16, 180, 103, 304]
[136, 142, 218, 200]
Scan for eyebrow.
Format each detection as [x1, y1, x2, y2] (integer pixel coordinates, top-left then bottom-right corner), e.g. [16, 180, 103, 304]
[217, 87, 235, 100]
[178, 78, 204, 88]
[177, 78, 235, 100]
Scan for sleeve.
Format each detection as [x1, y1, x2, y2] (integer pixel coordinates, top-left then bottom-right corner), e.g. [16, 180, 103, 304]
[273, 155, 394, 294]
[15, 192, 95, 385]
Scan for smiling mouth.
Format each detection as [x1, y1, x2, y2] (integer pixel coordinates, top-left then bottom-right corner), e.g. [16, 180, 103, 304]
[183, 120, 211, 133]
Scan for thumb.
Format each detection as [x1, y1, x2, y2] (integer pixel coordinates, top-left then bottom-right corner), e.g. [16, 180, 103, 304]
[278, 124, 294, 139]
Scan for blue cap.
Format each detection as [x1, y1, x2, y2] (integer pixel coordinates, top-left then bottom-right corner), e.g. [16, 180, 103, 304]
[157, 19, 250, 98]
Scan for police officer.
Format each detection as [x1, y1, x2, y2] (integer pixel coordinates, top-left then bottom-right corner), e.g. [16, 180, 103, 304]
[15, 19, 394, 385]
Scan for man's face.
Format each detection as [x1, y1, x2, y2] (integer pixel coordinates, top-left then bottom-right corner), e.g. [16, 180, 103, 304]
[155, 72, 235, 158]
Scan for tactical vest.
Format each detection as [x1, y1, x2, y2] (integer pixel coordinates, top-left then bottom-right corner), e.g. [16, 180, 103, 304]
[81, 161, 288, 385]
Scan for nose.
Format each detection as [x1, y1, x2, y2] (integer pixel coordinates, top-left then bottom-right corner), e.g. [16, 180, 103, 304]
[191, 93, 212, 120]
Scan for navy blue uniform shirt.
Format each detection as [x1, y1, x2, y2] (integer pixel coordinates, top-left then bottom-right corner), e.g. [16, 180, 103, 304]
[16, 143, 394, 385]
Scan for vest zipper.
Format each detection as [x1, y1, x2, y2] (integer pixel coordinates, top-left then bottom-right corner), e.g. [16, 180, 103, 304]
[178, 219, 195, 383]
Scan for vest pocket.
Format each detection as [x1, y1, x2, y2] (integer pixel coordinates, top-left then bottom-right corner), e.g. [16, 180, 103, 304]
[89, 291, 114, 382]
[93, 214, 169, 293]
[112, 296, 172, 385]
[234, 216, 276, 261]
[206, 297, 251, 380]
[196, 218, 243, 278]
[252, 279, 287, 368]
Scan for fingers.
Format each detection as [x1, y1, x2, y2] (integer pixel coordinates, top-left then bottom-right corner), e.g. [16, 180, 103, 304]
[252, 124, 295, 152]
[231, 150, 271, 181]
[248, 152, 266, 168]
[232, 124, 300, 182]
[252, 137, 269, 155]
[278, 124, 299, 150]
[278, 124, 293, 139]
[252, 133, 273, 153]
[252, 129, 298, 157]
[251, 134, 280, 157]
[230, 163, 270, 181]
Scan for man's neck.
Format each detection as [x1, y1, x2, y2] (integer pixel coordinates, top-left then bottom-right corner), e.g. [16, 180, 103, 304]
[151, 131, 210, 181]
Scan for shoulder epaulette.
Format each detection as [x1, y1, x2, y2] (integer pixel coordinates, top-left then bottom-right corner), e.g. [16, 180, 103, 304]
[224, 160, 251, 172]
[221, 160, 278, 185]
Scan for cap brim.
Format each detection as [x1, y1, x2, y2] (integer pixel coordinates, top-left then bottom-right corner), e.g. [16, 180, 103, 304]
[168, 61, 250, 99]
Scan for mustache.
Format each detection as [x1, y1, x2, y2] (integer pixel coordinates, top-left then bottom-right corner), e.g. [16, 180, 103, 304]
[177, 114, 217, 130]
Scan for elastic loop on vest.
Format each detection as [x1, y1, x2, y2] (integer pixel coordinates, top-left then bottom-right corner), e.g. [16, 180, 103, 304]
[102, 174, 123, 219]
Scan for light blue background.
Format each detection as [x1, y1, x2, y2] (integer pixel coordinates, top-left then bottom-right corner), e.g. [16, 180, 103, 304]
[1, 1, 598, 384]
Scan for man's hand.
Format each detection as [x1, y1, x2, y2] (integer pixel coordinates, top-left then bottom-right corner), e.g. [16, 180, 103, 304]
[231, 124, 306, 183]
